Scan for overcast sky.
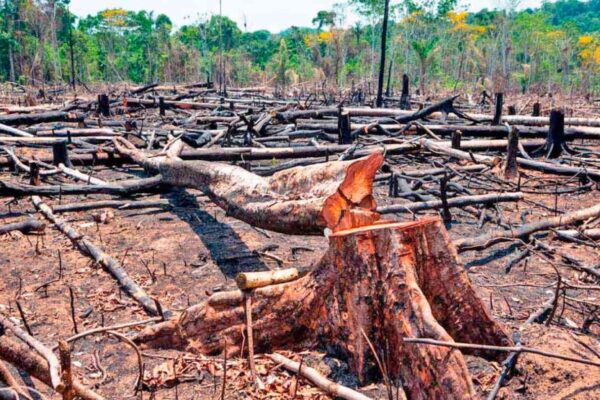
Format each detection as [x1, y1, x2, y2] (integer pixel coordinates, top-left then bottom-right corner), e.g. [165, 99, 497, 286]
[70, 0, 546, 32]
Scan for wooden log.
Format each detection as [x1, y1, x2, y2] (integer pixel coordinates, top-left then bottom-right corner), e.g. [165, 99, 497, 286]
[113, 138, 385, 235]
[0, 176, 163, 196]
[32, 196, 161, 316]
[134, 218, 511, 400]
[267, 353, 373, 400]
[555, 228, 600, 241]
[0, 314, 61, 390]
[0, 335, 104, 400]
[420, 139, 600, 180]
[377, 192, 523, 214]
[0, 218, 45, 235]
[296, 120, 600, 139]
[456, 203, 600, 252]
[57, 163, 108, 185]
[52, 199, 170, 214]
[0, 139, 548, 167]
[0, 111, 84, 126]
[0, 122, 34, 137]
[236, 269, 299, 290]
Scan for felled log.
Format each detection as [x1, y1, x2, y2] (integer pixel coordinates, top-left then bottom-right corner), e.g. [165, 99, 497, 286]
[420, 139, 600, 180]
[113, 138, 385, 235]
[377, 192, 523, 214]
[296, 120, 600, 139]
[0, 176, 163, 196]
[0, 335, 104, 400]
[555, 228, 600, 241]
[0, 111, 84, 126]
[134, 218, 511, 400]
[267, 353, 372, 400]
[456, 203, 600, 252]
[32, 196, 161, 316]
[0, 218, 45, 235]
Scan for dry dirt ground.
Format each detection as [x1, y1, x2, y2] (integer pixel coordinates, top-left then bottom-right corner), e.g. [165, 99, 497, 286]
[1, 145, 600, 399]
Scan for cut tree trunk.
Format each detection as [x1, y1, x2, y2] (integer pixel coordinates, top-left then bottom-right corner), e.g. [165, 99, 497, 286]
[134, 217, 511, 400]
[113, 138, 384, 235]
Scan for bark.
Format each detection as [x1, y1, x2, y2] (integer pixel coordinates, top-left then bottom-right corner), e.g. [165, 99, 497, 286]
[0, 176, 163, 196]
[503, 126, 519, 179]
[32, 196, 161, 316]
[377, 192, 523, 214]
[113, 138, 385, 235]
[0, 111, 84, 126]
[134, 218, 511, 399]
[455, 202, 600, 252]
[0, 218, 45, 235]
[0, 336, 104, 400]
[267, 353, 373, 400]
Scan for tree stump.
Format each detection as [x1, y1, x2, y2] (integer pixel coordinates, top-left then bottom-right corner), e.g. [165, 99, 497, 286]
[135, 218, 511, 399]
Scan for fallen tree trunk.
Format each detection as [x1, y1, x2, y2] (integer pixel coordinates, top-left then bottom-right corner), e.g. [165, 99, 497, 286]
[0, 335, 104, 400]
[134, 218, 511, 400]
[420, 139, 600, 180]
[0, 176, 163, 196]
[456, 203, 600, 252]
[113, 138, 385, 235]
[377, 192, 523, 214]
[0, 111, 84, 126]
[32, 196, 161, 316]
[0, 218, 45, 234]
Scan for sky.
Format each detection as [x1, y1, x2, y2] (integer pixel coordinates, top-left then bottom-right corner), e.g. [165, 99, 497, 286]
[69, 0, 546, 32]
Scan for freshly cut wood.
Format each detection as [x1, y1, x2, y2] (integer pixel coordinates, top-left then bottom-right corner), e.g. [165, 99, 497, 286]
[456, 203, 600, 251]
[0, 218, 45, 234]
[32, 196, 161, 316]
[267, 353, 373, 400]
[236, 269, 299, 290]
[113, 137, 385, 235]
[134, 218, 511, 399]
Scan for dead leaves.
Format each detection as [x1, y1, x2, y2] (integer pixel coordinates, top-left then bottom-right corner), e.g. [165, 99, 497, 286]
[142, 352, 332, 399]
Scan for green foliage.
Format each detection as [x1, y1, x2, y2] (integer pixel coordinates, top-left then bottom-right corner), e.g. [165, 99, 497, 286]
[0, 0, 597, 93]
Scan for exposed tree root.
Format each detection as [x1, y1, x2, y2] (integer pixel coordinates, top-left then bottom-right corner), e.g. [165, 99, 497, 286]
[134, 218, 512, 400]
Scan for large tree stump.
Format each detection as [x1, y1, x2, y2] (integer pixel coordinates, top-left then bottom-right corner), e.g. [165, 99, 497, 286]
[135, 218, 511, 399]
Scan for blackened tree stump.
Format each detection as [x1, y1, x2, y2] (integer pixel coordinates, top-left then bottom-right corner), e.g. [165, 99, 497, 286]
[135, 218, 511, 399]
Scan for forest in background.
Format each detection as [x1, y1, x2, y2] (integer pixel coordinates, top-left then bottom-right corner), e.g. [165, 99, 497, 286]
[0, 0, 599, 96]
